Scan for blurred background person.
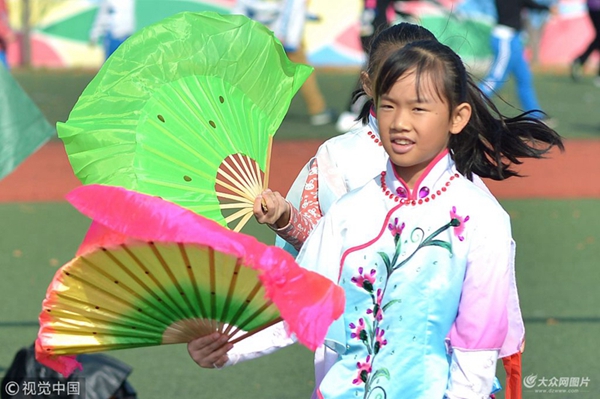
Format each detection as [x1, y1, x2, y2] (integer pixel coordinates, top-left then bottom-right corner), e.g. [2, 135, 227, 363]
[89, 0, 136, 61]
[479, 0, 556, 124]
[524, 0, 557, 67]
[570, 0, 600, 86]
[0, 0, 13, 69]
[233, 0, 336, 126]
[335, 0, 416, 133]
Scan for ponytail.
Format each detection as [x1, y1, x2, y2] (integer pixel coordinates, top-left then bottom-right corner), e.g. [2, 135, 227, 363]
[450, 78, 564, 180]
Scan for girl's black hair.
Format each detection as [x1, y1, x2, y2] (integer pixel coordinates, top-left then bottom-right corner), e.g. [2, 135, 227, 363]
[373, 40, 564, 181]
[356, 23, 437, 124]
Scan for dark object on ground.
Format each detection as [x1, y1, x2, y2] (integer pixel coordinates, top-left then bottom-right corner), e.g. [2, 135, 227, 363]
[1, 343, 137, 399]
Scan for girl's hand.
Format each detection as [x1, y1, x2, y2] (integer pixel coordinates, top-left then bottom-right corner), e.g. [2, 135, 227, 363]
[187, 332, 233, 369]
[253, 189, 290, 228]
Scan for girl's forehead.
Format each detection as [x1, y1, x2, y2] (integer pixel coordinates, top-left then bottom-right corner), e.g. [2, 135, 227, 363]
[393, 70, 445, 101]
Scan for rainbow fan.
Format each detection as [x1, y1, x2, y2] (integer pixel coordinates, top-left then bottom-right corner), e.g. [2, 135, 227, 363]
[58, 12, 312, 231]
[36, 185, 344, 376]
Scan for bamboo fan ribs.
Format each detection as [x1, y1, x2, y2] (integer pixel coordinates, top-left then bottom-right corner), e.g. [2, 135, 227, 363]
[41, 240, 281, 356]
[36, 184, 345, 377]
[215, 151, 271, 232]
[56, 11, 311, 232]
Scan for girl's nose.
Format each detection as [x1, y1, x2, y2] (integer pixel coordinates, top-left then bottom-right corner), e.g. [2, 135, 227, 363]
[391, 111, 410, 131]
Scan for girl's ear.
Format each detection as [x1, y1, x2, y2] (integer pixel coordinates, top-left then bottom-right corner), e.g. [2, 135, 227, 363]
[449, 102, 472, 135]
[360, 71, 373, 98]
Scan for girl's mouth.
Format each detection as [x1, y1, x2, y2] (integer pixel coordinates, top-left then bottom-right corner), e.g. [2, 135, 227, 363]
[391, 138, 415, 154]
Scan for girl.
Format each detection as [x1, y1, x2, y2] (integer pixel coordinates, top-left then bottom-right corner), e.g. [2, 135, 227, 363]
[255, 22, 436, 256]
[254, 24, 438, 397]
[188, 39, 563, 398]
[191, 23, 440, 399]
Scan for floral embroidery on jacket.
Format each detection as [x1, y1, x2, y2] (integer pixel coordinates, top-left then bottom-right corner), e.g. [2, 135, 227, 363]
[348, 209, 464, 398]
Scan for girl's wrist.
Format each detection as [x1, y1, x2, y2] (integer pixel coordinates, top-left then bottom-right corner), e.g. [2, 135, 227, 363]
[274, 201, 291, 228]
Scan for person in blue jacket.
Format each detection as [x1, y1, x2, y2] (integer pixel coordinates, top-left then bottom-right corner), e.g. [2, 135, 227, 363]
[479, 0, 556, 125]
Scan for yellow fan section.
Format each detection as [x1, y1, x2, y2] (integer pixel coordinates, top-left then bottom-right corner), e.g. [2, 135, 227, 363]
[215, 140, 272, 232]
[40, 240, 281, 355]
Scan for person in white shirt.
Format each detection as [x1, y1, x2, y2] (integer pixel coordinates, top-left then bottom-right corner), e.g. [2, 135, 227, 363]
[188, 35, 564, 399]
[232, 0, 335, 126]
[89, 0, 136, 60]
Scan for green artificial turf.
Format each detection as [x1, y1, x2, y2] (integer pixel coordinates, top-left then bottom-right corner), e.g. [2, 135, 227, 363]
[1, 199, 598, 398]
[11, 68, 600, 143]
[3, 62, 599, 399]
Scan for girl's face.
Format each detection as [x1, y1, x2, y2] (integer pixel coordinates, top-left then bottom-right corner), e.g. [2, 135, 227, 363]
[377, 69, 470, 188]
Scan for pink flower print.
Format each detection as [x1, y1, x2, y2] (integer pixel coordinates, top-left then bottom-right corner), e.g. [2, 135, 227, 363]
[374, 327, 388, 354]
[349, 318, 367, 341]
[352, 355, 372, 385]
[366, 288, 384, 321]
[388, 217, 405, 237]
[351, 267, 376, 292]
[450, 206, 470, 241]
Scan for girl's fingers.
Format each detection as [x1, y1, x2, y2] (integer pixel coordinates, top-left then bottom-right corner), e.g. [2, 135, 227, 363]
[187, 332, 221, 351]
[187, 333, 232, 368]
[260, 197, 269, 213]
[253, 189, 283, 224]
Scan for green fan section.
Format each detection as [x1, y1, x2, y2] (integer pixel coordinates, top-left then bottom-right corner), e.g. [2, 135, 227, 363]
[57, 11, 312, 224]
[132, 75, 272, 225]
[43, 242, 280, 353]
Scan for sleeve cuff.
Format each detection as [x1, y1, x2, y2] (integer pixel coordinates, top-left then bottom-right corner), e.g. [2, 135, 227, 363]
[445, 348, 498, 399]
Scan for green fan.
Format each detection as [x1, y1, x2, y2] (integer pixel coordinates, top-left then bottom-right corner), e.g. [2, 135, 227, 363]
[58, 11, 312, 231]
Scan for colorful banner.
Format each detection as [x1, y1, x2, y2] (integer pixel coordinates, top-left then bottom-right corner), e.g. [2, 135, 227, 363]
[0, 64, 55, 180]
[3, 0, 595, 69]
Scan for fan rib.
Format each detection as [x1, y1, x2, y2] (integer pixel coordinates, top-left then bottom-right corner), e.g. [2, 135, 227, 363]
[220, 156, 256, 197]
[227, 300, 277, 337]
[218, 202, 253, 210]
[229, 316, 284, 345]
[77, 256, 181, 324]
[240, 152, 262, 195]
[46, 341, 161, 356]
[46, 325, 161, 340]
[178, 243, 213, 331]
[100, 248, 188, 322]
[215, 190, 252, 203]
[246, 154, 264, 195]
[219, 259, 243, 333]
[222, 280, 263, 336]
[120, 244, 191, 321]
[224, 208, 253, 226]
[148, 243, 198, 319]
[254, 148, 264, 189]
[215, 173, 255, 202]
[180, 77, 238, 155]
[208, 247, 219, 332]
[232, 211, 254, 233]
[142, 145, 218, 182]
[225, 155, 262, 199]
[263, 137, 273, 189]
[161, 319, 215, 344]
[145, 108, 228, 170]
[50, 292, 167, 332]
